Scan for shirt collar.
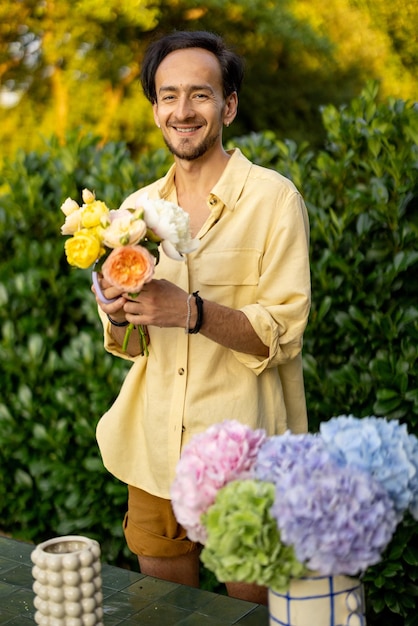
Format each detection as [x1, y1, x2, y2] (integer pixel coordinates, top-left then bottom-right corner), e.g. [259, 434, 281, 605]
[156, 148, 252, 211]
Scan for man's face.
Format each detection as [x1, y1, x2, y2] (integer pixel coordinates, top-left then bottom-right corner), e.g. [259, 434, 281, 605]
[152, 48, 235, 161]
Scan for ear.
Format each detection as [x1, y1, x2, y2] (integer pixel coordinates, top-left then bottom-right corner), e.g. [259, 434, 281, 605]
[223, 92, 238, 127]
[152, 103, 161, 128]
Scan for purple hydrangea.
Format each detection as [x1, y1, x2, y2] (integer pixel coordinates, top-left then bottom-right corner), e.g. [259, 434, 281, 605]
[271, 461, 398, 576]
[255, 431, 332, 484]
[320, 415, 418, 520]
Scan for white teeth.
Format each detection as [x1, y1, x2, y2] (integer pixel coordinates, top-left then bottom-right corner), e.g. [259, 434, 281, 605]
[176, 127, 198, 133]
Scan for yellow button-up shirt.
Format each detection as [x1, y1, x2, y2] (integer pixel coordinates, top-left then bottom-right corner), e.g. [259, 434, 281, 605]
[96, 148, 311, 498]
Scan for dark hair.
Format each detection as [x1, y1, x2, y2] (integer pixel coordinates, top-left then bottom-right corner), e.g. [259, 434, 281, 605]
[140, 31, 244, 103]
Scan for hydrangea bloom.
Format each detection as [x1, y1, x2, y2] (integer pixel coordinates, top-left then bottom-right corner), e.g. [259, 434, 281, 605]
[407, 434, 418, 519]
[272, 462, 398, 576]
[320, 415, 418, 520]
[170, 420, 266, 543]
[201, 480, 305, 590]
[255, 431, 332, 484]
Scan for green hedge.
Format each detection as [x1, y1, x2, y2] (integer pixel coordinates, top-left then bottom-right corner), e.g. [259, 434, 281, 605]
[1, 83, 417, 623]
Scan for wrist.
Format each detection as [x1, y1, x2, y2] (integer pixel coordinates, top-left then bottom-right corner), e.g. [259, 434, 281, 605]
[186, 291, 204, 334]
[107, 314, 129, 327]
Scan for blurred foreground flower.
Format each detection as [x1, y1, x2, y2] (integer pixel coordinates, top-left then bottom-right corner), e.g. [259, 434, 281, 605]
[171, 420, 266, 543]
[171, 416, 418, 592]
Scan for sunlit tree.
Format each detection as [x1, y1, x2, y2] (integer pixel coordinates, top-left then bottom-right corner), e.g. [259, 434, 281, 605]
[0, 0, 416, 159]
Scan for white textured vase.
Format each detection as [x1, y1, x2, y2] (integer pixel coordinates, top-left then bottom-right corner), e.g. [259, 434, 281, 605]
[268, 573, 366, 626]
[31, 535, 103, 626]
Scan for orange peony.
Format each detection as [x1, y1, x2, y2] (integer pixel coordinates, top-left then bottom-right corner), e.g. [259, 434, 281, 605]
[102, 245, 155, 293]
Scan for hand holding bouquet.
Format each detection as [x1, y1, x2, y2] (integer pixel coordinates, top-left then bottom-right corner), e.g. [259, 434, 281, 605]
[61, 188, 198, 353]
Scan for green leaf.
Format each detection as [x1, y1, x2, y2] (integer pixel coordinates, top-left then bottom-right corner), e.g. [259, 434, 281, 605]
[404, 546, 418, 566]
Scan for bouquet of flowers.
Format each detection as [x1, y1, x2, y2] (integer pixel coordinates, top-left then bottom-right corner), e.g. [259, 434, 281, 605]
[171, 416, 418, 592]
[61, 188, 198, 353]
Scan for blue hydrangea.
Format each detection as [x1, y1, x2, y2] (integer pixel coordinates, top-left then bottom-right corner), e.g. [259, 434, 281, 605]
[320, 415, 418, 520]
[255, 431, 332, 484]
[406, 433, 418, 520]
[271, 462, 398, 576]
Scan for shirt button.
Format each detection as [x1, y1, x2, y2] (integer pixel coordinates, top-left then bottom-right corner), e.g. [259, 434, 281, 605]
[182, 425, 186, 432]
[178, 367, 185, 375]
[209, 197, 217, 206]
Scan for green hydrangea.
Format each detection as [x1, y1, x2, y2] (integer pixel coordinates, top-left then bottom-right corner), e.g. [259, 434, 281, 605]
[201, 480, 305, 591]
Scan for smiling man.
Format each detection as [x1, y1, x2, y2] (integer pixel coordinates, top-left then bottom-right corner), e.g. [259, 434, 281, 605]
[93, 31, 311, 605]
[153, 47, 235, 162]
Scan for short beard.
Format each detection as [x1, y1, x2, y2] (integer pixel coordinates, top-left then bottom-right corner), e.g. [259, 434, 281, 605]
[163, 130, 220, 161]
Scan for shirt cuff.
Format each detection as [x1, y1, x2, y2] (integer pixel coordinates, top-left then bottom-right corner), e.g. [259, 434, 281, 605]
[231, 304, 303, 375]
[98, 308, 137, 362]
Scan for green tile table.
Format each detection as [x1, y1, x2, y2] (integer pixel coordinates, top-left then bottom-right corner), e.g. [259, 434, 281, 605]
[0, 536, 268, 624]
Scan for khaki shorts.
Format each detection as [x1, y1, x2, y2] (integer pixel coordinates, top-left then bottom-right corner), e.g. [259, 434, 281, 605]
[123, 485, 199, 558]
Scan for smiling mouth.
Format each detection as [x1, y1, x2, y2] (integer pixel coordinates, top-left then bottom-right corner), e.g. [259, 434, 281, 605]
[172, 126, 201, 133]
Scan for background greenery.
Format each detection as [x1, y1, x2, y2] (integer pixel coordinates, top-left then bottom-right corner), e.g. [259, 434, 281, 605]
[0, 82, 417, 624]
[1, 0, 417, 158]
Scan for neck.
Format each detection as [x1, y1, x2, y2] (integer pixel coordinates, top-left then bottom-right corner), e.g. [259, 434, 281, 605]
[174, 147, 231, 196]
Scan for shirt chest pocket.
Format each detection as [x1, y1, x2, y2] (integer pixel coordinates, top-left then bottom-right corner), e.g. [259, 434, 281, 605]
[198, 249, 261, 286]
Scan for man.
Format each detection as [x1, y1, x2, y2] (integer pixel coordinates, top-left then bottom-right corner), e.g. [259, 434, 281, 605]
[94, 30, 311, 605]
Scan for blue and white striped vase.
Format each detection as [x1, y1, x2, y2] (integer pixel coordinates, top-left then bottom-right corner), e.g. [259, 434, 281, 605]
[268, 573, 366, 626]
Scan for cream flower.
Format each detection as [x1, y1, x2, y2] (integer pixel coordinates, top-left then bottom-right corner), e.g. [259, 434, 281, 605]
[102, 209, 147, 248]
[61, 209, 83, 235]
[60, 198, 80, 216]
[82, 188, 96, 204]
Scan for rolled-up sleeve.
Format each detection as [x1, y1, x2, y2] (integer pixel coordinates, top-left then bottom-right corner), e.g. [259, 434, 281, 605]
[232, 192, 311, 374]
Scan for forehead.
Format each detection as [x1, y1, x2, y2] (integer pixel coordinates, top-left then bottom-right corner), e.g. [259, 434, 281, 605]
[155, 47, 223, 89]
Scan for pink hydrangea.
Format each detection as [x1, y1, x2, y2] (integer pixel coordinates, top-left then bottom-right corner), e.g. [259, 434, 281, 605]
[170, 420, 267, 544]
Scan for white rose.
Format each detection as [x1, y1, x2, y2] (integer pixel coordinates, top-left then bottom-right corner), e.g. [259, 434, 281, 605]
[139, 195, 199, 260]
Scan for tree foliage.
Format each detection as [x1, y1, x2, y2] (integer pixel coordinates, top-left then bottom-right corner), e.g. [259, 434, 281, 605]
[0, 0, 416, 159]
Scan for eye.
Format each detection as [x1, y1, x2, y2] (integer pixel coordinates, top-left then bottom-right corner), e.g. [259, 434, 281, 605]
[161, 94, 176, 102]
[194, 93, 208, 100]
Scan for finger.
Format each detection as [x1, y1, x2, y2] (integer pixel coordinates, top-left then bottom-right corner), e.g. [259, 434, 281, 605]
[123, 300, 143, 315]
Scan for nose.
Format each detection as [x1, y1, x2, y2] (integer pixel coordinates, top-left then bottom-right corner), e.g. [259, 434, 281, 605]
[174, 95, 195, 120]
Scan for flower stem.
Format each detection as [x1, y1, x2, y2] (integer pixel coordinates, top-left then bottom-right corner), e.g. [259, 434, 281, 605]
[122, 323, 135, 352]
[138, 325, 149, 357]
[121, 322, 149, 356]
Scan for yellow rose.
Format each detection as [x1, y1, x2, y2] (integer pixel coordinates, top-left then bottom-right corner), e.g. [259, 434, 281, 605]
[81, 201, 109, 229]
[64, 230, 102, 269]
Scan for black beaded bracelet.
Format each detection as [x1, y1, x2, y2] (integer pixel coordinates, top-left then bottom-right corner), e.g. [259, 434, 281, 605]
[188, 291, 204, 334]
[107, 314, 129, 327]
